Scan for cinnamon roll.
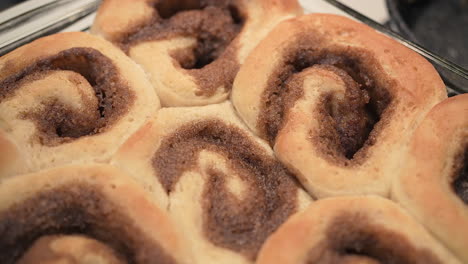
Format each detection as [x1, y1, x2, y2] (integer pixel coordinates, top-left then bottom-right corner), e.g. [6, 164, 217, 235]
[231, 14, 447, 198]
[0, 32, 159, 178]
[256, 196, 462, 264]
[0, 164, 191, 264]
[392, 94, 468, 263]
[112, 102, 311, 263]
[91, 0, 302, 106]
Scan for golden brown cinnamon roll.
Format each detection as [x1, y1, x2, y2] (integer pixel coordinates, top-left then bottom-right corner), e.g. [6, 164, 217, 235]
[0, 32, 159, 178]
[91, 0, 302, 106]
[256, 196, 462, 264]
[0, 164, 191, 264]
[112, 102, 311, 263]
[231, 14, 447, 198]
[392, 94, 468, 263]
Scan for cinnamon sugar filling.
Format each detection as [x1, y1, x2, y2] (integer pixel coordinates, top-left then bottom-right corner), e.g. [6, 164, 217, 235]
[453, 145, 468, 204]
[0, 48, 135, 146]
[151, 120, 299, 259]
[0, 184, 176, 264]
[260, 43, 394, 165]
[120, 0, 245, 96]
[306, 212, 442, 264]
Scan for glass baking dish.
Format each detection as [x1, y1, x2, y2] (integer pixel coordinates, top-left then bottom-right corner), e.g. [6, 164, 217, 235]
[0, 0, 465, 95]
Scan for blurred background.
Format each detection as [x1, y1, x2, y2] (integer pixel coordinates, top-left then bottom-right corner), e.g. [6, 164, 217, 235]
[0, 0, 24, 11]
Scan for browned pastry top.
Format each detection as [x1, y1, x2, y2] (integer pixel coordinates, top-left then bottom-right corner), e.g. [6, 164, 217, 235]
[93, 0, 302, 107]
[151, 119, 299, 259]
[110, 101, 310, 263]
[116, 0, 244, 96]
[256, 196, 461, 264]
[17, 235, 125, 264]
[232, 13, 447, 198]
[0, 47, 134, 146]
[0, 183, 175, 264]
[0, 32, 160, 178]
[305, 212, 442, 264]
[390, 94, 468, 263]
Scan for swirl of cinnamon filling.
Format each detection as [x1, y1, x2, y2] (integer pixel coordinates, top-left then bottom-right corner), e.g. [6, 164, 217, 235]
[393, 94, 468, 263]
[0, 32, 159, 178]
[232, 14, 447, 198]
[112, 102, 310, 263]
[92, 0, 302, 106]
[1, 47, 131, 145]
[0, 165, 190, 264]
[256, 196, 462, 264]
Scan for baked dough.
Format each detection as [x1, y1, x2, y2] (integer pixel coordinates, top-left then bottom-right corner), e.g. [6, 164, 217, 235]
[0, 164, 191, 264]
[0, 32, 159, 178]
[92, 0, 302, 106]
[257, 196, 462, 264]
[392, 94, 468, 263]
[232, 13, 447, 198]
[112, 102, 311, 263]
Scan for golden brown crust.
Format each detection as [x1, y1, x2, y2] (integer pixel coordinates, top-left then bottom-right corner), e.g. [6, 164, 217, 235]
[0, 164, 191, 264]
[112, 102, 311, 263]
[0, 32, 159, 179]
[92, 0, 303, 107]
[0, 130, 22, 177]
[91, 0, 154, 42]
[392, 94, 468, 263]
[17, 235, 126, 264]
[256, 196, 462, 264]
[231, 13, 447, 198]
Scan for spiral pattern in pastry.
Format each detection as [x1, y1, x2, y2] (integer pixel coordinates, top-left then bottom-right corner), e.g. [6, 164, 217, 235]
[112, 102, 311, 263]
[92, 0, 302, 106]
[392, 94, 468, 263]
[232, 14, 447, 198]
[256, 196, 462, 264]
[0, 32, 159, 178]
[0, 165, 190, 264]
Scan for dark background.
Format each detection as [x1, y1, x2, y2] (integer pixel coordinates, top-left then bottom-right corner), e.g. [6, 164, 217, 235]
[1, 0, 25, 11]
